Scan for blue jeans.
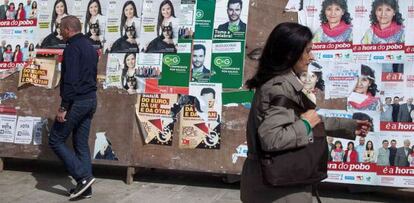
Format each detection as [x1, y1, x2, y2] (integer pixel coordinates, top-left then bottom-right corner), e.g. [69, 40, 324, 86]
[49, 98, 97, 182]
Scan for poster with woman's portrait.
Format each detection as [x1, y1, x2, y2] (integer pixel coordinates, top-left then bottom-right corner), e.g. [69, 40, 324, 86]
[212, 0, 249, 40]
[105, 52, 145, 94]
[346, 63, 382, 112]
[139, 0, 181, 53]
[402, 0, 414, 61]
[104, 0, 143, 53]
[299, 0, 355, 61]
[73, 0, 108, 50]
[352, 0, 406, 63]
[36, 0, 73, 50]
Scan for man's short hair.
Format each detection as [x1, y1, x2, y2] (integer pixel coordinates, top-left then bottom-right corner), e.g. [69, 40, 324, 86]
[228, 0, 242, 8]
[193, 44, 206, 56]
[391, 139, 396, 143]
[200, 87, 216, 98]
[382, 140, 389, 144]
[61, 15, 81, 32]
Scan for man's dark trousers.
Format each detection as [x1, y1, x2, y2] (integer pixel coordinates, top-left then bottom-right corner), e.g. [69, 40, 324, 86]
[49, 98, 97, 182]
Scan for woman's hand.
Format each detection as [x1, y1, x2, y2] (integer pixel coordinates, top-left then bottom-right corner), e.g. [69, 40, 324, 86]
[355, 120, 372, 137]
[300, 109, 321, 128]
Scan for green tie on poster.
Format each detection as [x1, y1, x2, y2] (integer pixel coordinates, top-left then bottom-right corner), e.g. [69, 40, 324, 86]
[194, 0, 216, 39]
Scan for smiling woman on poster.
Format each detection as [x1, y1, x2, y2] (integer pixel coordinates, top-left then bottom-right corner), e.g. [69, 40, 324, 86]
[120, 1, 141, 39]
[50, 0, 68, 34]
[121, 52, 139, 94]
[348, 65, 380, 111]
[361, 0, 404, 44]
[313, 0, 352, 43]
[84, 0, 105, 41]
[157, 0, 178, 44]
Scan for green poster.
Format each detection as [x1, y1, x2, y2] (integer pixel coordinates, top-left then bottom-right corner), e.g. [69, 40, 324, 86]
[158, 52, 191, 87]
[194, 0, 216, 39]
[222, 90, 254, 104]
[210, 40, 245, 88]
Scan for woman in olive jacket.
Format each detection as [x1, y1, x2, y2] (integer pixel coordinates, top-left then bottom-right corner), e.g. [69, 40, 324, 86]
[240, 22, 370, 203]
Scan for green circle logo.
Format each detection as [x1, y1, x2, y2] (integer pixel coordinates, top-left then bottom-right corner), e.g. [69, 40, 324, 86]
[163, 55, 180, 67]
[214, 57, 232, 68]
[196, 9, 204, 19]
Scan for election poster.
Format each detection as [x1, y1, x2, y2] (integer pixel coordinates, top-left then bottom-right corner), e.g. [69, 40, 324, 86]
[179, 83, 221, 149]
[104, 0, 142, 53]
[18, 57, 56, 89]
[32, 116, 43, 145]
[190, 40, 212, 83]
[75, 0, 108, 50]
[299, 0, 354, 61]
[93, 132, 119, 160]
[0, 114, 17, 143]
[104, 53, 145, 94]
[212, 0, 249, 40]
[209, 40, 244, 88]
[320, 61, 359, 100]
[14, 116, 34, 144]
[136, 94, 178, 145]
[194, 0, 215, 40]
[352, 0, 405, 63]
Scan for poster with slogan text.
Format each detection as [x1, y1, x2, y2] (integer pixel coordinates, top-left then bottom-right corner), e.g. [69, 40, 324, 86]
[179, 82, 221, 149]
[0, 114, 17, 143]
[136, 94, 178, 145]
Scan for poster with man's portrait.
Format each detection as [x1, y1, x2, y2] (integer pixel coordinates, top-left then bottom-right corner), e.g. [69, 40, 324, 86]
[104, 0, 143, 53]
[213, 0, 249, 40]
[190, 40, 212, 83]
[179, 82, 222, 149]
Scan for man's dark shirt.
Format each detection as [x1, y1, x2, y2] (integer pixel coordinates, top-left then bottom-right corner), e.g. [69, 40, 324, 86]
[389, 146, 397, 166]
[60, 33, 98, 109]
[392, 104, 400, 122]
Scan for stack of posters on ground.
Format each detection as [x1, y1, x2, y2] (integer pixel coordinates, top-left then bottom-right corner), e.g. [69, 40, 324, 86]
[178, 82, 221, 149]
[136, 94, 178, 145]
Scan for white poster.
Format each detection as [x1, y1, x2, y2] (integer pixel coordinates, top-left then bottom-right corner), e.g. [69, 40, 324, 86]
[0, 114, 17, 143]
[14, 116, 34, 144]
[32, 117, 42, 145]
[322, 61, 359, 99]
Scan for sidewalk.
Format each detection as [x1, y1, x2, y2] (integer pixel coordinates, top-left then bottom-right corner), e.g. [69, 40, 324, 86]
[0, 158, 413, 203]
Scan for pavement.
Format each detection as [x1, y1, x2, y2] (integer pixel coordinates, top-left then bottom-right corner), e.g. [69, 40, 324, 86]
[0, 158, 413, 203]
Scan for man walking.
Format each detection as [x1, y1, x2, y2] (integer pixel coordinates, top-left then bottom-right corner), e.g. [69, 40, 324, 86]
[48, 15, 98, 200]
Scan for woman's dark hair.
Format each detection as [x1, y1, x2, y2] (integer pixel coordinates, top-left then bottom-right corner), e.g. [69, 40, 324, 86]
[84, 0, 102, 34]
[319, 0, 352, 24]
[245, 22, 313, 89]
[334, 140, 343, 149]
[123, 52, 136, 69]
[157, 0, 176, 36]
[366, 140, 374, 150]
[51, 0, 68, 33]
[369, 0, 404, 25]
[352, 112, 374, 131]
[32, 1, 37, 9]
[314, 71, 325, 91]
[120, 1, 138, 37]
[6, 44, 12, 51]
[361, 64, 378, 96]
[16, 3, 24, 19]
[347, 141, 354, 150]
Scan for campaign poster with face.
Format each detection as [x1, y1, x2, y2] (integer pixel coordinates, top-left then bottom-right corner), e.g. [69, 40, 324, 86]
[346, 63, 382, 112]
[139, 0, 181, 53]
[179, 82, 222, 149]
[318, 109, 379, 186]
[194, 0, 215, 40]
[190, 40, 212, 83]
[376, 132, 414, 187]
[136, 94, 178, 145]
[75, 0, 108, 50]
[352, 0, 405, 63]
[136, 52, 163, 79]
[299, 0, 354, 61]
[104, 0, 142, 53]
[212, 0, 249, 40]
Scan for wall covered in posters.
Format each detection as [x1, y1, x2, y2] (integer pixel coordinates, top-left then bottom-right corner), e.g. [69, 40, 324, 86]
[299, 0, 414, 187]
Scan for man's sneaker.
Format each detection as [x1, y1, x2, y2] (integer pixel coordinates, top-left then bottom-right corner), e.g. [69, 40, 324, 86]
[68, 187, 92, 199]
[69, 177, 95, 199]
